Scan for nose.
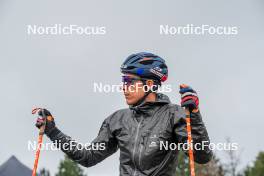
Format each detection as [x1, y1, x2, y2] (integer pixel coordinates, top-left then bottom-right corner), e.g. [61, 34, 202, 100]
[123, 83, 132, 94]
[122, 84, 127, 92]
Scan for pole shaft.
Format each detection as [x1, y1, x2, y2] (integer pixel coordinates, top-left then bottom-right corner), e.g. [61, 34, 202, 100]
[32, 108, 46, 176]
[185, 108, 196, 176]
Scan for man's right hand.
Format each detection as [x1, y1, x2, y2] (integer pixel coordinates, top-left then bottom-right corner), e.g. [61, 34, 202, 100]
[35, 108, 56, 135]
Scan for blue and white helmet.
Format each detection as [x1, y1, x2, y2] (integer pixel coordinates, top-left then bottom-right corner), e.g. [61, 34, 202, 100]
[120, 52, 168, 83]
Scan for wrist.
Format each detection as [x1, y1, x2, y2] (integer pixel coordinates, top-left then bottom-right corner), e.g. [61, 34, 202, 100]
[192, 108, 199, 113]
[45, 125, 58, 137]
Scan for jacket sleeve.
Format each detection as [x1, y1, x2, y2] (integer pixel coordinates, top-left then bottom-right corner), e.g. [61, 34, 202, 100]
[173, 106, 213, 164]
[46, 116, 118, 167]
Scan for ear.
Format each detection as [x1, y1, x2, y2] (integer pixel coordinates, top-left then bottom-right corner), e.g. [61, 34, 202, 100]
[146, 80, 154, 87]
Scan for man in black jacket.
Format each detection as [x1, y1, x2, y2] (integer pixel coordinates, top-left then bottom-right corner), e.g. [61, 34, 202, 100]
[36, 52, 212, 176]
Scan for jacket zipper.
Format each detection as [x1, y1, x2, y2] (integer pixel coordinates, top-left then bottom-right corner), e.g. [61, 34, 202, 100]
[138, 144, 143, 167]
[132, 118, 143, 176]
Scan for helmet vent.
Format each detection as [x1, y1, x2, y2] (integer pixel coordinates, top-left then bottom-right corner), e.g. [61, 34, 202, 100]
[159, 64, 167, 68]
[126, 66, 136, 70]
[139, 60, 154, 65]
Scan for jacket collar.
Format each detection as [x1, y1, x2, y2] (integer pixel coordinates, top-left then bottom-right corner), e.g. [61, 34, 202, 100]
[130, 93, 170, 116]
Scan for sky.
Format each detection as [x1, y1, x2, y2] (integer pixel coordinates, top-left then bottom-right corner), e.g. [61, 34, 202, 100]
[0, 0, 263, 175]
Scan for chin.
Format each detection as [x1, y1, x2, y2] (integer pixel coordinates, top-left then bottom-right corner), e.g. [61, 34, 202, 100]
[126, 99, 137, 105]
[126, 101, 133, 105]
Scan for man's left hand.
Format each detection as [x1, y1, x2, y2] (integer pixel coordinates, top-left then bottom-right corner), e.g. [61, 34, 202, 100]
[179, 84, 199, 112]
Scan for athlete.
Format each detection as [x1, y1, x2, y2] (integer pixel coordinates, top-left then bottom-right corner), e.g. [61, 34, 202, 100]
[36, 52, 212, 176]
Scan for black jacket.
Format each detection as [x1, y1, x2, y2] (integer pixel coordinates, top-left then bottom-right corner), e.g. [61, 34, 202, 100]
[47, 94, 212, 176]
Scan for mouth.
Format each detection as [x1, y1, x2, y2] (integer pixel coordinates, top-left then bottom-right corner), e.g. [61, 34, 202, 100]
[124, 94, 130, 99]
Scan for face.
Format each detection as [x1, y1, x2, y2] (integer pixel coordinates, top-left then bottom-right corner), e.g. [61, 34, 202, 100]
[122, 74, 155, 105]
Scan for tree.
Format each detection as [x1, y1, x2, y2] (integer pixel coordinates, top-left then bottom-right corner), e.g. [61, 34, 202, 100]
[223, 137, 241, 176]
[175, 150, 190, 176]
[39, 168, 50, 176]
[243, 166, 251, 176]
[56, 155, 87, 176]
[243, 151, 264, 176]
[195, 155, 226, 176]
[175, 151, 225, 176]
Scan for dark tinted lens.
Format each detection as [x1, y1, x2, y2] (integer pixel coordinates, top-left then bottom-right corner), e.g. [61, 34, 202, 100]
[122, 76, 132, 85]
[122, 76, 140, 85]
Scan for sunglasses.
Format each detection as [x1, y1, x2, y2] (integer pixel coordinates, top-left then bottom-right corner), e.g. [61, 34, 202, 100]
[122, 76, 143, 85]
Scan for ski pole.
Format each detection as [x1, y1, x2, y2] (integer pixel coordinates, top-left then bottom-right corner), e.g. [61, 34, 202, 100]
[185, 107, 196, 176]
[31, 108, 46, 176]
